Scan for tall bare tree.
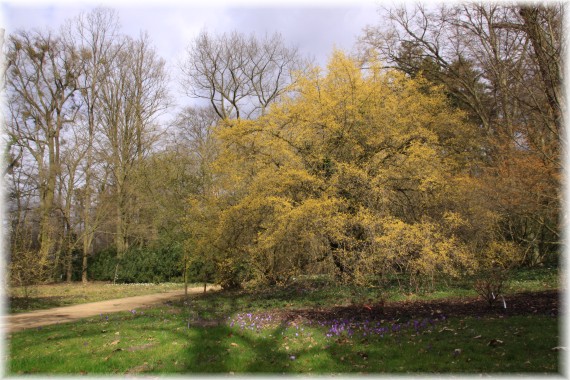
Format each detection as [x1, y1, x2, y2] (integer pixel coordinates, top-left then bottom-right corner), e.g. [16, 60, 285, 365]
[170, 106, 220, 294]
[97, 33, 170, 281]
[6, 29, 84, 281]
[360, 3, 562, 162]
[181, 30, 302, 120]
[64, 7, 121, 283]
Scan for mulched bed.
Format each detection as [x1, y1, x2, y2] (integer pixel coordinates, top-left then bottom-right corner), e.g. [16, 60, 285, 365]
[266, 290, 559, 326]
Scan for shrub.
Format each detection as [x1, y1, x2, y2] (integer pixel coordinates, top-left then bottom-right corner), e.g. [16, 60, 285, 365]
[373, 216, 475, 292]
[473, 268, 509, 308]
[88, 246, 183, 283]
[87, 248, 117, 282]
[215, 257, 249, 290]
[472, 241, 521, 308]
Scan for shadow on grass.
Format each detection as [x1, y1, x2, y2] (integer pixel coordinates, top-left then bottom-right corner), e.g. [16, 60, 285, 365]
[173, 291, 370, 374]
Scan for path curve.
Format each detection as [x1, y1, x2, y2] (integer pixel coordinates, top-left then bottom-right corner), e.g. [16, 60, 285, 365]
[4, 285, 220, 333]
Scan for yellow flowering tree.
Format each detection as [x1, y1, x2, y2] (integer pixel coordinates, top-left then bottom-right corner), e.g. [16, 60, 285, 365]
[207, 50, 497, 289]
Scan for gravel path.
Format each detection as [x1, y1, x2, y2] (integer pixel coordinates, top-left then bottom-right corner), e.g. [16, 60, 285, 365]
[4, 285, 220, 333]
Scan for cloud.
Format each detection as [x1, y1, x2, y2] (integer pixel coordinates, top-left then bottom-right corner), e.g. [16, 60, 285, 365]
[2, 1, 380, 68]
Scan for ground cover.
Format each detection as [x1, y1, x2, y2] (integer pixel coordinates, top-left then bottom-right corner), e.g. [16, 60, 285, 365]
[7, 267, 561, 375]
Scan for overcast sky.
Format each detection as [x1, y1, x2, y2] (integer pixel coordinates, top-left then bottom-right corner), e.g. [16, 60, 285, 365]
[1, 0, 384, 68]
[0, 0, 387, 115]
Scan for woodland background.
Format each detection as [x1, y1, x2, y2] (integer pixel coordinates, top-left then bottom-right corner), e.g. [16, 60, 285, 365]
[4, 3, 562, 291]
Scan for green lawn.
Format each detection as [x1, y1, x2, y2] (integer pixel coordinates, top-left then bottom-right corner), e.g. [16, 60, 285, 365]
[6, 267, 561, 374]
[8, 304, 559, 374]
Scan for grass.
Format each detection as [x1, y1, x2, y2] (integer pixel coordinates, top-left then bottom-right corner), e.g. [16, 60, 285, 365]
[508, 266, 560, 292]
[8, 304, 559, 374]
[8, 282, 190, 313]
[6, 267, 561, 375]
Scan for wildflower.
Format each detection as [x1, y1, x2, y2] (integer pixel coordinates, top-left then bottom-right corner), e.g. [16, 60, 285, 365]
[290, 355, 296, 360]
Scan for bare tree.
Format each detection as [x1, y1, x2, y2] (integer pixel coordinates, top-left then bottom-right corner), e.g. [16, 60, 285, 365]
[359, 3, 562, 162]
[97, 33, 170, 282]
[171, 107, 219, 195]
[181, 30, 302, 120]
[6, 29, 84, 281]
[64, 7, 121, 283]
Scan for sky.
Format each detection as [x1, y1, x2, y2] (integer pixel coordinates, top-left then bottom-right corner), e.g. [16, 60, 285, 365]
[0, 0, 384, 71]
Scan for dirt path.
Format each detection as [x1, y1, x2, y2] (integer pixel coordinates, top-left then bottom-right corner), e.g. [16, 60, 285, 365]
[4, 285, 220, 333]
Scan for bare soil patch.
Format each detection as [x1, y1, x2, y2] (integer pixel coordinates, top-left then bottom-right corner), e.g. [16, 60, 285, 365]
[5, 285, 220, 333]
[257, 290, 559, 326]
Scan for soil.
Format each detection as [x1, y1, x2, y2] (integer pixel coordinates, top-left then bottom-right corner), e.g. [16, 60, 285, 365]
[4, 285, 220, 333]
[268, 290, 560, 325]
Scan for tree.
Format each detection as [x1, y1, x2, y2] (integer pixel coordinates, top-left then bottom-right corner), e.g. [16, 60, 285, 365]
[359, 3, 563, 265]
[64, 7, 121, 283]
[181, 30, 302, 120]
[6, 29, 84, 281]
[96, 32, 170, 282]
[209, 51, 479, 288]
[5, 9, 180, 285]
[116, 106, 222, 292]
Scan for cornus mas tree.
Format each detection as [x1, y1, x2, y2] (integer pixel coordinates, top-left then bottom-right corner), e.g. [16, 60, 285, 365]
[204, 51, 501, 289]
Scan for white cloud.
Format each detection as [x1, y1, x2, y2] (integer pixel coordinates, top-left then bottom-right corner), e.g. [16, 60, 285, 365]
[2, 1, 381, 68]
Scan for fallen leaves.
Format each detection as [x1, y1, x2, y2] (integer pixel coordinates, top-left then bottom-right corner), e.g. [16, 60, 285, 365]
[357, 351, 369, 360]
[488, 339, 504, 347]
[103, 347, 123, 361]
[125, 362, 151, 374]
[126, 343, 157, 352]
